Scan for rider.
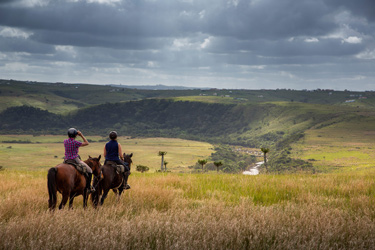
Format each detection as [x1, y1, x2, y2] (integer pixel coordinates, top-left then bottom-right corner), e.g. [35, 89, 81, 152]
[103, 131, 131, 189]
[64, 128, 95, 193]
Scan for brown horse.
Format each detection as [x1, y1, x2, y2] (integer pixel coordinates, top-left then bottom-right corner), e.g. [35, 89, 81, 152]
[92, 153, 132, 207]
[47, 155, 102, 210]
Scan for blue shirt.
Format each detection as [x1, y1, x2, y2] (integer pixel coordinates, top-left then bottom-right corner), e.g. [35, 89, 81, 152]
[105, 140, 120, 161]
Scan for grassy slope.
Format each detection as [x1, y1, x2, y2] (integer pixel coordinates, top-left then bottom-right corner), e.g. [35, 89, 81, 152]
[0, 80, 203, 114]
[291, 111, 375, 172]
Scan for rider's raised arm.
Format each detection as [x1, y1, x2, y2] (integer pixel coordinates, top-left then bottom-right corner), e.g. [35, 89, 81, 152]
[78, 131, 89, 147]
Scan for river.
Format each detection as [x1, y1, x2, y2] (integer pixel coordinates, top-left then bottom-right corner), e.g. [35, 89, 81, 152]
[242, 161, 264, 175]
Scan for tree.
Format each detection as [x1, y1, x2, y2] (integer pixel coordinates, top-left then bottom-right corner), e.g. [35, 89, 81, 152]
[261, 147, 270, 172]
[163, 161, 168, 171]
[213, 161, 223, 172]
[197, 159, 208, 171]
[158, 151, 167, 171]
[136, 165, 149, 173]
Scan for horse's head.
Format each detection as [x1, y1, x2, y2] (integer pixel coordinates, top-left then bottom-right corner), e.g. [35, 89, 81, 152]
[86, 155, 102, 177]
[123, 153, 133, 170]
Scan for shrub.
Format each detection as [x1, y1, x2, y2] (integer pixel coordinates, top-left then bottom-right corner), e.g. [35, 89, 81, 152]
[136, 165, 149, 173]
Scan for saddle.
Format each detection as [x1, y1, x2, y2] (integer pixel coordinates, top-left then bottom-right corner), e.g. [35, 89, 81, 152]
[64, 159, 87, 175]
[106, 161, 125, 174]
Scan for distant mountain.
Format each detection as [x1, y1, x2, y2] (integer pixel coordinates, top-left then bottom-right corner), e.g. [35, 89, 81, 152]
[110, 84, 208, 90]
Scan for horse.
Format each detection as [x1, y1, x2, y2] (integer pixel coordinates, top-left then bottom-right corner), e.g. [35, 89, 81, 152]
[91, 153, 133, 207]
[47, 155, 102, 210]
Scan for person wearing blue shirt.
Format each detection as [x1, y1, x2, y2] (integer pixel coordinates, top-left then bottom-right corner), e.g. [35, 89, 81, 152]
[103, 131, 130, 189]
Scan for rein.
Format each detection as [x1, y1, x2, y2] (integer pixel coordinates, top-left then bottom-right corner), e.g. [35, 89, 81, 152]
[86, 158, 103, 190]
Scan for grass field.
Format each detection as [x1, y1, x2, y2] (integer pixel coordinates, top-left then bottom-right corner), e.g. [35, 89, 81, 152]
[291, 115, 375, 172]
[1, 168, 375, 249]
[1, 135, 375, 249]
[0, 135, 214, 172]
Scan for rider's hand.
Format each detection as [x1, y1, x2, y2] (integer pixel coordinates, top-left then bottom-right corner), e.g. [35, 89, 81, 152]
[77, 131, 83, 136]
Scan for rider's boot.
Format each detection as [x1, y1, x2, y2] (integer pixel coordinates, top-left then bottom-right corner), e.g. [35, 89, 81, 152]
[85, 173, 95, 193]
[123, 171, 131, 189]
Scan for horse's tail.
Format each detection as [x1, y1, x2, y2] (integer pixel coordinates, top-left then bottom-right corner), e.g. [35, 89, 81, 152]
[47, 167, 57, 210]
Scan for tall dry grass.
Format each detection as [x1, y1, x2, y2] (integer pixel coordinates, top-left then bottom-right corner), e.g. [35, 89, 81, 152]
[1, 170, 375, 249]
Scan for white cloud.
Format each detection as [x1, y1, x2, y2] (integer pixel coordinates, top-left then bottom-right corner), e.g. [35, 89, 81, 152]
[13, 0, 51, 7]
[304, 38, 319, 43]
[280, 71, 296, 79]
[0, 52, 7, 60]
[147, 61, 156, 68]
[86, 0, 121, 5]
[55, 45, 77, 58]
[172, 38, 190, 51]
[200, 37, 211, 49]
[342, 36, 362, 44]
[356, 49, 375, 60]
[0, 27, 31, 39]
[180, 11, 193, 17]
[5, 62, 29, 72]
[227, 0, 239, 7]
[199, 10, 206, 19]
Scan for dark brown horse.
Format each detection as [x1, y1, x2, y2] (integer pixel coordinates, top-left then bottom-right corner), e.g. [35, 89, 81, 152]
[47, 155, 102, 210]
[92, 153, 133, 207]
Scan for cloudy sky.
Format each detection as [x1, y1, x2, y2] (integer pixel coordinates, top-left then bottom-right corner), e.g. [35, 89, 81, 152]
[0, 0, 374, 90]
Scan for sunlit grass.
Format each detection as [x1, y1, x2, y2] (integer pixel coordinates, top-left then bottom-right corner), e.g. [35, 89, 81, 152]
[0, 95, 79, 114]
[1, 169, 375, 249]
[2, 133, 375, 248]
[172, 96, 246, 104]
[291, 117, 375, 172]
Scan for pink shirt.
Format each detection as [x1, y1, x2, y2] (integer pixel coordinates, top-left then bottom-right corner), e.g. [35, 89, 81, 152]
[64, 138, 82, 159]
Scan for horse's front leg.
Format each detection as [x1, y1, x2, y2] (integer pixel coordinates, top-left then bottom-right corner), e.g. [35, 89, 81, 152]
[83, 189, 88, 209]
[91, 178, 101, 208]
[100, 189, 110, 206]
[117, 186, 125, 202]
[91, 189, 99, 208]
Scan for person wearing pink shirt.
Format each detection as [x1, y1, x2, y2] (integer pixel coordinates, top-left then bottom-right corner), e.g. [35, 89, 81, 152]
[64, 128, 95, 193]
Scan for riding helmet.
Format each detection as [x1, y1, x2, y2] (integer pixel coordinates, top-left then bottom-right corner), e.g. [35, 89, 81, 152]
[67, 128, 78, 138]
[109, 131, 117, 140]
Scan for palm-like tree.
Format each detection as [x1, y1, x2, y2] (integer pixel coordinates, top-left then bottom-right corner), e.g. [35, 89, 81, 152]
[260, 147, 269, 172]
[213, 161, 223, 172]
[158, 151, 167, 171]
[163, 161, 168, 172]
[197, 159, 208, 171]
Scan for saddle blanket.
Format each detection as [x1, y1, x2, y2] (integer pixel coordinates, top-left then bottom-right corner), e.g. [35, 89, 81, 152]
[64, 159, 87, 175]
[106, 161, 125, 173]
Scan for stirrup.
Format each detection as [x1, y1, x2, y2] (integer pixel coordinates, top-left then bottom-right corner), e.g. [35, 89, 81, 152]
[125, 184, 131, 190]
[87, 186, 95, 193]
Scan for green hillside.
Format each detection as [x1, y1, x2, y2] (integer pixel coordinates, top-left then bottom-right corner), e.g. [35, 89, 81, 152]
[2, 79, 375, 114]
[2, 79, 375, 173]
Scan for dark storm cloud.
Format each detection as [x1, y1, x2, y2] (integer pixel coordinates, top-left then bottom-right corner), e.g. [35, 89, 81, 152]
[0, 0, 340, 47]
[201, 0, 337, 40]
[208, 36, 365, 58]
[326, 0, 375, 21]
[0, 36, 54, 53]
[0, 0, 374, 90]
